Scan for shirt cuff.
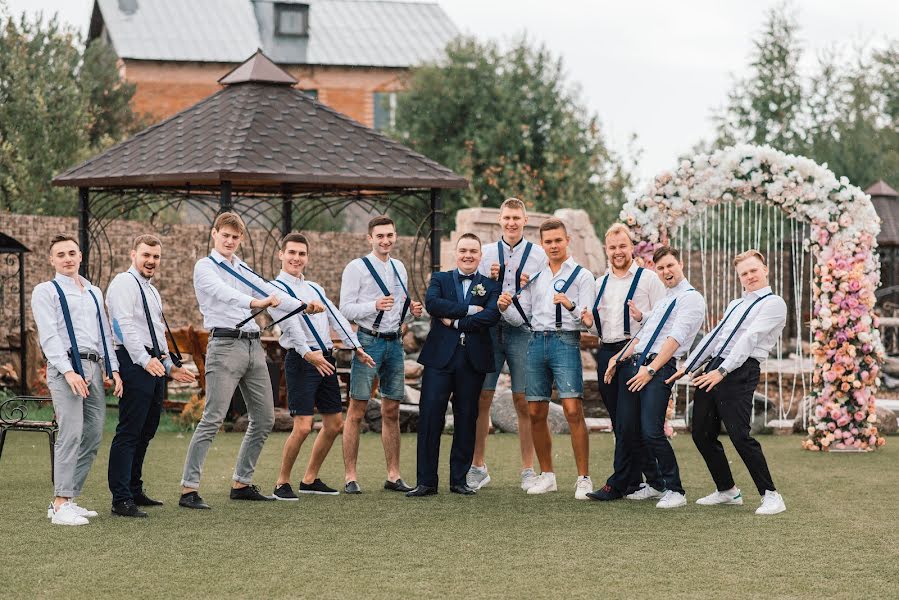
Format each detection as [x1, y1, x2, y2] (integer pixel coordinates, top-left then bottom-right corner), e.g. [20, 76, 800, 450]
[297, 342, 313, 357]
[466, 305, 478, 316]
[452, 320, 459, 329]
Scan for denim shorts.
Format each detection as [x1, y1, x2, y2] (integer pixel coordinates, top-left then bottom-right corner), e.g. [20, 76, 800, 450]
[349, 330, 405, 402]
[285, 350, 342, 416]
[481, 321, 530, 393]
[525, 330, 584, 402]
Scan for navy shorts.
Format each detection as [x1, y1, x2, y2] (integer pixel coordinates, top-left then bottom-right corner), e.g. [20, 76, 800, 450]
[285, 350, 342, 417]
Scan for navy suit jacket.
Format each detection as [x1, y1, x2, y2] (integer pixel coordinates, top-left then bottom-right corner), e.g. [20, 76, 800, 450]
[417, 270, 500, 373]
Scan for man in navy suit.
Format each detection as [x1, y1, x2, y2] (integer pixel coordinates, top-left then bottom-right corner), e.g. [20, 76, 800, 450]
[407, 233, 501, 497]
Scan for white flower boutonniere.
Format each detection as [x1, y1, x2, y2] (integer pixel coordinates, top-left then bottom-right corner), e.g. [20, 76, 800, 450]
[472, 283, 487, 297]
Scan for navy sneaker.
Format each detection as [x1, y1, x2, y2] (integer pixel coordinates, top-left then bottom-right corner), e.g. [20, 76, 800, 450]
[299, 479, 339, 495]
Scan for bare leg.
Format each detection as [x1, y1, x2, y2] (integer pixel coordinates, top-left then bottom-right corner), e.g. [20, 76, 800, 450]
[302, 413, 343, 483]
[562, 398, 589, 477]
[342, 399, 368, 483]
[471, 389, 495, 467]
[380, 399, 402, 481]
[512, 392, 535, 470]
[529, 402, 553, 474]
[277, 416, 313, 486]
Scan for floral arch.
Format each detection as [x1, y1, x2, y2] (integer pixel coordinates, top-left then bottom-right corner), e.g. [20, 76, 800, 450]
[619, 144, 885, 452]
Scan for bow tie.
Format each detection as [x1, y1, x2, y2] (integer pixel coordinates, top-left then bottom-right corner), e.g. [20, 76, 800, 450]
[458, 272, 475, 281]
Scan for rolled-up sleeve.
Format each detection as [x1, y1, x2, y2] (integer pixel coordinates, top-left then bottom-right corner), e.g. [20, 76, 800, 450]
[502, 288, 530, 327]
[666, 292, 706, 350]
[32, 283, 74, 375]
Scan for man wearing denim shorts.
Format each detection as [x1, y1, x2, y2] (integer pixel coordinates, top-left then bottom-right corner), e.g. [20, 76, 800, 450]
[270, 233, 375, 499]
[499, 218, 596, 499]
[339, 215, 423, 494]
[468, 197, 546, 492]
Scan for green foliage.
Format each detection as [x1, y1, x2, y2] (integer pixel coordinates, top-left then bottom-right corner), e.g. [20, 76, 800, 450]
[393, 36, 633, 234]
[0, 6, 141, 216]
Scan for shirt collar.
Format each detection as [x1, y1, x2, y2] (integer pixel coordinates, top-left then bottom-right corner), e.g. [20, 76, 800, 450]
[607, 260, 639, 279]
[367, 252, 391, 265]
[666, 277, 692, 296]
[127, 265, 152, 283]
[210, 248, 241, 267]
[278, 270, 305, 285]
[744, 285, 773, 299]
[457, 268, 478, 278]
[500, 236, 525, 251]
[54, 271, 89, 288]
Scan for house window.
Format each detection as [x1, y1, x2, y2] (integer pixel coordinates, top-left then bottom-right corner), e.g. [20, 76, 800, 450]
[275, 3, 309, 37]
[373, 92, 397, 131]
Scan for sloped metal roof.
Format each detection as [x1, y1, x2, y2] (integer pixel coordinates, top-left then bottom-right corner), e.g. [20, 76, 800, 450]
[53, 52, 468, 191]
[91, 0, 458, 67]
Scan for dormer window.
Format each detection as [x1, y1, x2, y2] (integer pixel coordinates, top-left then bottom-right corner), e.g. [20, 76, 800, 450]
[275, 3, 309, 37]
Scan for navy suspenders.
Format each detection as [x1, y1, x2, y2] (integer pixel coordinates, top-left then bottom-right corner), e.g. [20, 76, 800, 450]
[273, 279, 328, 352]
[554, 265, 583, 330]
[87, 290, 114, 376]
[498, 240, 532, 293]
[683, 301, 743, 373]
[591, 274, 610, 339]
[633, 288, 697, 366]
[512, 272, 540, 329]
[360, 256, 410, 333]
[208, 256, 270, 297]
[684, 292, 774, 374]
[128, 273, 183, 367]
[623, 268, 644, 337]
[50, 280, 84, 379]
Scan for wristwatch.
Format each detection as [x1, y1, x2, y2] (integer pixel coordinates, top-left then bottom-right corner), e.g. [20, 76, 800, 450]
[717, 366, 728, 377]
[646, 366, 656, 376]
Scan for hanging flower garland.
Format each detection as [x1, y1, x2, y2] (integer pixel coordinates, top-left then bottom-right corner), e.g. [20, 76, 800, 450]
[619, 144, 885, 451]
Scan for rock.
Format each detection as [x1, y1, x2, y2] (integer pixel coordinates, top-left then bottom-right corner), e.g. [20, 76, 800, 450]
[409, 318, 431, 343]
[364, 397, 420, 433]
[403, 331, 419, 354]
[231, 407, 294, 433]
[404, 384, 421, 405]
[875, 406, 898, 434]
[581, 350, 596, 371]
[490, 388, 569, 434]
[404, 360, 423, 380]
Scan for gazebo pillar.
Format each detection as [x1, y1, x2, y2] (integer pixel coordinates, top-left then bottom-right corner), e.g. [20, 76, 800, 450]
[281, 192, 292, 236]
[78, 187, 90, 277]
[429, 188, 442, 273]
[220, 180, 233, 213]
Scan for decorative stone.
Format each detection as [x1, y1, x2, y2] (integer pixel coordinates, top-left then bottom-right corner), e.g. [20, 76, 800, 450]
[875, 406, 898, 434]
[490, 388, 569, 434]
[404, 384, 421, 405]
[404, 360, 423, 380]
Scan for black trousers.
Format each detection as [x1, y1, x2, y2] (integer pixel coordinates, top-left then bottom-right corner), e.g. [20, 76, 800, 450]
[691, 358, 776, 496]
[416, 345, 485, 488]
[108, 348, 165, 504]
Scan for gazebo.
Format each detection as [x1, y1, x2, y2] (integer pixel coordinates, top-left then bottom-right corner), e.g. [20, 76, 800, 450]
[0, 232, 30, 395]
[52, 50, 468, 292]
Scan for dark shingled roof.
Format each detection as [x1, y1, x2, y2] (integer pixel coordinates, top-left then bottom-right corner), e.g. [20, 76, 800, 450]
[866, 180, 899, 247]
[53, 52, 468, 192]
[0, 232, 30, 253]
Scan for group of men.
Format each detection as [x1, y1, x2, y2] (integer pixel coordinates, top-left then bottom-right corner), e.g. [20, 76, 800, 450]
[32, 199, 788, 526]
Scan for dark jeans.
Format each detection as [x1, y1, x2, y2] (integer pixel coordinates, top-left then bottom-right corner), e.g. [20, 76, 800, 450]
[108, 348, 165, 504]
[416, 345, 485, 488]
[691, 358, 776, 496]
[615, 359, 682, 494]
[597, 344, 656, 493]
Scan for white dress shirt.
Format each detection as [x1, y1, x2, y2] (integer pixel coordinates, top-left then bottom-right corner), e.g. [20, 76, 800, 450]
[633, 278, 706, 359]
[193, 249, 305, 331]
[501, 256, 596, 331]
[685, 286, 787, 373]
[339, 253, 412, 332]
[106, 266, 174, 372]
[478, 237, 547, 294]
[275, 271, 359, 356]
[31, 272, 119, 375]
[589, 261, 666, 343]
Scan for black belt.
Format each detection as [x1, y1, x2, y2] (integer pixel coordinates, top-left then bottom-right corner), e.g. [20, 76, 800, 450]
[289, 348, 334, 359]
[69, 350, 100, 363]
[601, 340, 629, 352]
[532, 330, 581, 336]
[358, 326, 399, 340]
[704, 356, 758, 374]
[210, 328, 260, 339]
[632, 353, 676, 369]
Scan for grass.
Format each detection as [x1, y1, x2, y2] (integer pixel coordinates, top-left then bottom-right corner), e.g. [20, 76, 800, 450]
[0, 427, 896, 599]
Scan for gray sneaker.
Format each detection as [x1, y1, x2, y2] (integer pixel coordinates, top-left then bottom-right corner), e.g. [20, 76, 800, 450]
[466, 465, 491, 490]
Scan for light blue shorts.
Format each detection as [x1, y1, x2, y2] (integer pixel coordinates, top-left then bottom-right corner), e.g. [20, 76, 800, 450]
[481, 322, 530, 394]
[525, 330, 584, 402]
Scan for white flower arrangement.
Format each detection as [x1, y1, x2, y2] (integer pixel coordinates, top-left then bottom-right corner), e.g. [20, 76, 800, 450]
[472, 283, 487, 297]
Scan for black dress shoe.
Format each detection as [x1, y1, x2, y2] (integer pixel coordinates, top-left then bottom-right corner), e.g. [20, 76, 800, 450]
[586, 484, 623, 501]
[111, 500, 148, 518]
[132, 491, 164, 506]
[230, 484, 275, 501]
[344, 481, 362, 494]
[405, 485, 438, 497]
[179, 491, 211, 510]
[384, 478, 414, 493]
[449, 484, 477, 495]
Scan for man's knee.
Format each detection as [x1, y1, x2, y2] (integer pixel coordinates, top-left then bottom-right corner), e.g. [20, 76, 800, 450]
[323, 415, 343, 435]
[380, 400, 399, 421]
[512, 393, 529, 414]
[562, 400, 584, 422]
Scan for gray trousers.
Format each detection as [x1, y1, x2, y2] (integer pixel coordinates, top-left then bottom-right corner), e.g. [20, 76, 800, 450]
[180, 337, 274, 489]
[47, 361, 106, 498]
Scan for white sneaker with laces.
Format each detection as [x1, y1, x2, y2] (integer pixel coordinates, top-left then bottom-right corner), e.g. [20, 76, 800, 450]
[47, 501, 99, 518]
[626, 483, 664, 501]
[466, 465, 491, 490]
[655, 490, 687, 509]
[696, 488, 743, 506]
[50, 502, 90, 526]
[755, 490, 786, 515]
[520, 468, 539, 491]
[526, 472, 557, 495]
[574, 476, 593, 500]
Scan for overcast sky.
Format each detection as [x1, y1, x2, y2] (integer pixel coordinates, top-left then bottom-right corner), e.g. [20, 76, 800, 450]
[4, 0, 898, 183]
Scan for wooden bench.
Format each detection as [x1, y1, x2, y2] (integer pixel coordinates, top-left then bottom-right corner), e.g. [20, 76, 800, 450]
[0, 396, 57, 482]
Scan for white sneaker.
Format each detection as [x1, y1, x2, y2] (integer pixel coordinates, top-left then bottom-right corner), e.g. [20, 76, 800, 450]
[526, 472, 557, 495]
[626, 483, 664, 501]
[520, 468, 540, 491]
[466, 465, 491, 490]
[655, 490, 687, 509]
[755, 490, 786, 515]
[47, 501, 98, 519]
[574, 476, 593, 500]
[50, 502, 90, 526]
[696, 488, 743, 506]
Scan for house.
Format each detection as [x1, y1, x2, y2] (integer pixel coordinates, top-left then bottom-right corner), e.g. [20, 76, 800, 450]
[87, 0, 458, 128]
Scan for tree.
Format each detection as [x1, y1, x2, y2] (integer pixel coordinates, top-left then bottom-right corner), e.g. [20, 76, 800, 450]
[393, 36, 632, 234]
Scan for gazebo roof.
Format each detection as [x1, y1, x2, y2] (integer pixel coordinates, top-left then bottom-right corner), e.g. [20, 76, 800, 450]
[0, 232, 30, 253]
[866, 180, 899, 247]
[53, 51, 468, 192]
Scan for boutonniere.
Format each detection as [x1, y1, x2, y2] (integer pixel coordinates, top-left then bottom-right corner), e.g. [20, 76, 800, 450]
[472, 283, 487, 297]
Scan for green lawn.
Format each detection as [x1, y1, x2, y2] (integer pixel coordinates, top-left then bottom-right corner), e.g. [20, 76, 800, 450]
[0, 424, 895, 599]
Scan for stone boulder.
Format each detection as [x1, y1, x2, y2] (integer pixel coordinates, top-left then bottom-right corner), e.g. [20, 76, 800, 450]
[232, 407, 294, 432]
[364, 397, 420, 433]
[490, 388, 569, 434]
[404, 360, 423, 380]
[875, 406, 898, 434]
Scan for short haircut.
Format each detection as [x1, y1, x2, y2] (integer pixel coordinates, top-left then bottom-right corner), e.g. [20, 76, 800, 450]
[539, 218, 568, 238]
[49, 234, 79, 254]
[212, 211, 246, 235]
[367, 215, 396, 234]
[500, 197, 527, 214]
[604, 223, 634, 242]
[132, 234, 161, 251]
[457, 232, 481, 247]
[653, 246, 681, 263]
[733, 248, 767, 267]
[280, 232, 309, 251]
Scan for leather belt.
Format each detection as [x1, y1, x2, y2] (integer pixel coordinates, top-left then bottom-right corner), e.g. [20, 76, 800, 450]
[69, 350, 100, 363]
[601, 340, 629, 352]
[358, 326, 399, 340]
[211, 328, 260, 339]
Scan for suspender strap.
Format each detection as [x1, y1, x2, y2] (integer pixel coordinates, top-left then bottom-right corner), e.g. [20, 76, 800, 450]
[623, 267, 644, 337]
[274, 279, 329, 353]
[683, 299, 745, 374]
[158, 310, 183, 367]
[50, 280, 84, 379]
[87, 289, 114, 376]
[129, 273, 162, 360]
[635, 299, 677, 367]
[497, 241, 504, 288]
[592, 274, 610, 339]
[390, 260, 411, 326]
[308, 282, 358, 351]
[498, 241, 534, 294]
[712, 293, 775, 361]
[555, 265, 583, 330]
[209, 256, 269, 297]
[511, 271, 540, 329]
[360, 256, 390, 331]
